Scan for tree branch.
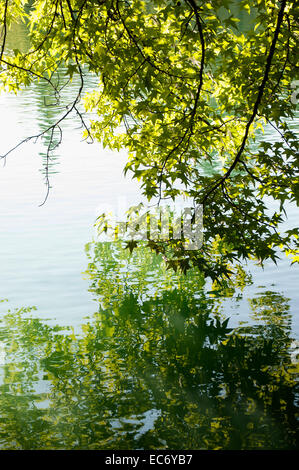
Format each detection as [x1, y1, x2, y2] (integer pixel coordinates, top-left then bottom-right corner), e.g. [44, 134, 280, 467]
[0, 0, 8, 64]
[201, 0, 287, 205]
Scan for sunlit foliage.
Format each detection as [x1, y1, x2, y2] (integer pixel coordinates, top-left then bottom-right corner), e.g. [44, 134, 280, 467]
[0, 0, 298, 277]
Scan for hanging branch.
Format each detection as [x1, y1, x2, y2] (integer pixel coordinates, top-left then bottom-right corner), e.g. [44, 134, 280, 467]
[201, 0, 287, 205]
[0, 0, 93, 205]
[157, 0, 206, 201]
[0, 0, 8, 64]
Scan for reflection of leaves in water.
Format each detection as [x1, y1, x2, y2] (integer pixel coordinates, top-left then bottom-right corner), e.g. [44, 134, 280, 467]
[0, 244, 298, 449]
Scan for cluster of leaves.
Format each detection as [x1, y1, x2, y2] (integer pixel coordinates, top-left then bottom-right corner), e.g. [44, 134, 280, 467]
[0, 0, 298, 277]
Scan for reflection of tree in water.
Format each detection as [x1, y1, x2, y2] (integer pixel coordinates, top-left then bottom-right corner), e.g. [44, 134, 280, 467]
[0, 243, 298, 450]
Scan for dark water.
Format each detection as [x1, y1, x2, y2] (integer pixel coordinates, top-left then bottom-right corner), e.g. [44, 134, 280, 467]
[0, 21, 298, 450]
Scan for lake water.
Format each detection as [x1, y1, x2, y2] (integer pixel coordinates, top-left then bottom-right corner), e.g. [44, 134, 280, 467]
[0, 32, 298, 449]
